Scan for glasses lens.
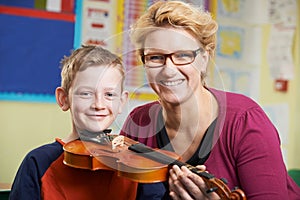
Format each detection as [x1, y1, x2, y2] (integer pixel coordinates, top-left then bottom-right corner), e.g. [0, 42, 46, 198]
[144, 54, 166, 67]
[172, 51, 194, 65]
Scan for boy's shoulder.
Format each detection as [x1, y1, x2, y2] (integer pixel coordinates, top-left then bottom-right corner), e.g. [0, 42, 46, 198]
[22, 140, 63, 172]
[26, 140, 63, 159]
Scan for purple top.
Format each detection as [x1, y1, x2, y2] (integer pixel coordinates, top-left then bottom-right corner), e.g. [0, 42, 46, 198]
[121, 88, 300, 199]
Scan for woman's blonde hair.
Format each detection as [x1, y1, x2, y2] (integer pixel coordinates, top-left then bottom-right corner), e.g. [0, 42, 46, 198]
[60, 45, 125, 94]
[130, 1, 218, 57]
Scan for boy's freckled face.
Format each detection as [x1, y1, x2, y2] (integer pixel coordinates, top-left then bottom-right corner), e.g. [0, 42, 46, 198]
[68, 65, 125, 133]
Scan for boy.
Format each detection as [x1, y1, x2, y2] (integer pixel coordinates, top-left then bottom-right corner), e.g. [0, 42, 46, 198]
[10, 45, 137, 200]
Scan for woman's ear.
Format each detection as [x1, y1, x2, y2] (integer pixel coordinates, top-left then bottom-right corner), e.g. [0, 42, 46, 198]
[202, 49, 210, 68]
[118, 90, 129, 114]
[55, 87, 70, 111]
[198, 49, 210, 74]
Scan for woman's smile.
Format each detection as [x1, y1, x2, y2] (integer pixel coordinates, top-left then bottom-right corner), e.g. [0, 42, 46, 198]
[160, 79, 184, 87]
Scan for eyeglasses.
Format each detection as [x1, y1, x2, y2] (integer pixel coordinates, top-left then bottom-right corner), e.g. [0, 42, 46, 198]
[141, 48, 204, 68]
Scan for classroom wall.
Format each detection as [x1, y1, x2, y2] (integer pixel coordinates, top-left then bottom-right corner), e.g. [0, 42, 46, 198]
[259, 23, 300, 168]
[294, 3, 300, 167]
[258, 0, 300, 168]
[0, 101, 70, 183]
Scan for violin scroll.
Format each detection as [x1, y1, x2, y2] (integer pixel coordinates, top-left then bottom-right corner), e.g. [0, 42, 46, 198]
[229, 188, 247, 200]
[202, 175, 246, 200]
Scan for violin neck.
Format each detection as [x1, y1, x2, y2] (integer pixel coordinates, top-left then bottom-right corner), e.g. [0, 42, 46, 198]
[128, 143, 214, 180]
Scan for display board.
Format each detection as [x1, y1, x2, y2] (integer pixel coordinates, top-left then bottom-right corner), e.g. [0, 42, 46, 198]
[0, 1, 75, 102]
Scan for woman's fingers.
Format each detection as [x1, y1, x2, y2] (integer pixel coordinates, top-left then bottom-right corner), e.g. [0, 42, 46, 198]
[169, 165, 221, 200]
[195, 165, 206, 171]
[169, 166, 194, 200]
[169, 165, 206, 200]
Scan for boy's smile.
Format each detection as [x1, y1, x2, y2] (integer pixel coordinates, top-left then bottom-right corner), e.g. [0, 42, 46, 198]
[68, 65, 127, 133]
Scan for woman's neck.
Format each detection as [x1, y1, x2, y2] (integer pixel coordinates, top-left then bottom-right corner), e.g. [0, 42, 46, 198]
[161, 88, 215, 133]
[160, 89, 218, 161]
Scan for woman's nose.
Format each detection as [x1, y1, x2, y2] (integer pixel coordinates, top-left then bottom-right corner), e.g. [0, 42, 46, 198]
[161, 57, 177, 76]
[165, 56, 174, 66]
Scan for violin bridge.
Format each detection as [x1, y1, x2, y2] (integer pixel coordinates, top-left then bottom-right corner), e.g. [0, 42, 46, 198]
[111, 135, 125, 150]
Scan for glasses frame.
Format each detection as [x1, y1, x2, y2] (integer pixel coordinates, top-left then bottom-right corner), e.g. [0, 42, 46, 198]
[141, 47, 204, 68]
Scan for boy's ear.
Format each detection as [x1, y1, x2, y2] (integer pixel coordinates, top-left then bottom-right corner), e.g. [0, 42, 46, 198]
[55, 87, 70, 111]
[118, 90, 129, 114]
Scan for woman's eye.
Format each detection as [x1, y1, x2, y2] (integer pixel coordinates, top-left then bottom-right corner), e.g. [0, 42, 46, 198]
[148, 55, 164, 62]
[175, 52, 193, 59]
[151, 55, 163, 59]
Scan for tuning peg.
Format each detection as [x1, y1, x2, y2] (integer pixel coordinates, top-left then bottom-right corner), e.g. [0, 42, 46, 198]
[232, 186, 239, 191]
[220, 177, 228, 184]
[206, 187, 218, 193]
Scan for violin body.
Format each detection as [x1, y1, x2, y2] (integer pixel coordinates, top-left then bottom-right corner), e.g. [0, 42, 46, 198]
[63, 137, 180, 183]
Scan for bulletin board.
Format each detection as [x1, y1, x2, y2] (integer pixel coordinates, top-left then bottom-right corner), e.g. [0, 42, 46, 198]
[0, 1, 75, 103]
[212, 0, 298, 98]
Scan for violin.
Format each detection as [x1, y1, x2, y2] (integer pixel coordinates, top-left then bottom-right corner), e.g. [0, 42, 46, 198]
[63, 135, 180, 183]
[63, 132, 246, 200]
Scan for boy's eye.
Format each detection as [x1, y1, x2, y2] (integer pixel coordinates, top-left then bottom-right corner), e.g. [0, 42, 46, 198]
[105, 92, 117, 98]
[79, 91, 93, 97]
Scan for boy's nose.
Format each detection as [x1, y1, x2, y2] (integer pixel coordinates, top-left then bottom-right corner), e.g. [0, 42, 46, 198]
[92, 95, 106, 109]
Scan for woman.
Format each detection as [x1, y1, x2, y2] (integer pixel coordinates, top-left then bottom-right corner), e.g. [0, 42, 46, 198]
[120, 1, 300, 199]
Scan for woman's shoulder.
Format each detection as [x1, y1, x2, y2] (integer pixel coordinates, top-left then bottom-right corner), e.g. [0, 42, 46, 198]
[209, 88, 261, 110]
[130, 101, 160, 113]
[129, 101, 161, 119]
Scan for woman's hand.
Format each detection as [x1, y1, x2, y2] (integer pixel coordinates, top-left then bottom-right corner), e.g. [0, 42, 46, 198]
[169, 165, 220, 200]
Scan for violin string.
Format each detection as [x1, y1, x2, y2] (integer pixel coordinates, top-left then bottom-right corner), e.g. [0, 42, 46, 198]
[128, 143, 214, 180]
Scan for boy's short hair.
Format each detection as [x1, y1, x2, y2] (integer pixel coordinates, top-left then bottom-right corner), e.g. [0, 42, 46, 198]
[60, 45, 125, 93]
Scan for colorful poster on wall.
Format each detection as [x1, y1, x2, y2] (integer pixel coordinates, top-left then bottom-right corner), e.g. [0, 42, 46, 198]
[217, 26, 244, 60]
[266, 0, 297, 80]
[213, 0, 264, 99]
[217, 0, 269, 23]
[122, 0, 152, 94]
[75, 0, 118, 51]
[213, 64, 260, 100]
[217, 0, 246, 18]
